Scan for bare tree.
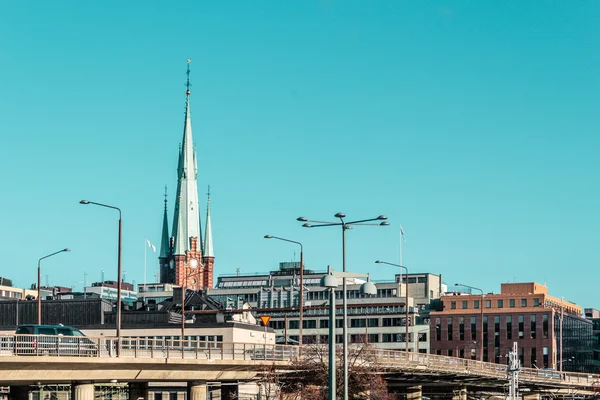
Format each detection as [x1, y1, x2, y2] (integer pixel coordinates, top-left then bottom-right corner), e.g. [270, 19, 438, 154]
[278, 338, 397, 400]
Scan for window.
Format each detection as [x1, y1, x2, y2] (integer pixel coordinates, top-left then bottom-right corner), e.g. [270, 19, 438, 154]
[543, 347, 549, 368]
[435, 318, 441, 341]
[506, 316, 512, 340]
[471, 316, 477, 340]
[543, 314, 549, 338]
[509, 299, 515, 308]
[368, 318, 379, 327]
[320, 320, 329, 329]
[303, 319, 317, 329]
[497, 300, 503, 308]
[474, 300, 480, 309]
[533, 298, 540, 307]
[518, 315, 524, 339]
[447, 317, 453, 341]
[447, 349, 453, 357]
[530, 315, 536, 339]
[336, 319, 344, 328]
[462, 300, 468, 309]
[485, 300, 491, 308]
[450, 301, 456, 310]
[531, 347, 537, 367]
[521, 299, 527, 307]
[289, 320, 299, 329]
[351, 319, 367, 328]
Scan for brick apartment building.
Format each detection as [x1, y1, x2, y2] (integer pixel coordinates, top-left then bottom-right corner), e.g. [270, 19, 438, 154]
[430, 282, 594, 372]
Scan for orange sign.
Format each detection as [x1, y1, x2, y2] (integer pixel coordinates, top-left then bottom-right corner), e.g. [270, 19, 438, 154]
[260, 316, 271, 326]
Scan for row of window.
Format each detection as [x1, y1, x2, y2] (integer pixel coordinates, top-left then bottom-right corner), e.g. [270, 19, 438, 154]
[270, 317, 413, 330]
[289, 333, 427, 344]
[433, 314, 550, 341]
[449, 298, 541, 310]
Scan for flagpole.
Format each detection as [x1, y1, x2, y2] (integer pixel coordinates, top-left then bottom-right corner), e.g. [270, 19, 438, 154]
[144, 238, 147, 289]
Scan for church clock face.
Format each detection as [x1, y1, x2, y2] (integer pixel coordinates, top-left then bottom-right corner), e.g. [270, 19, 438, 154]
[169, 259, 175, 268]
[190, 258, 199, 269]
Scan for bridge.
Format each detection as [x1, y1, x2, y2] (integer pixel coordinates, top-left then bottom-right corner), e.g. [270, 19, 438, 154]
[1, 334, 599, 399]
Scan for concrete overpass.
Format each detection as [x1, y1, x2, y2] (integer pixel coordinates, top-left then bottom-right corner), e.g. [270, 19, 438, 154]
[1, 334, 600, 399]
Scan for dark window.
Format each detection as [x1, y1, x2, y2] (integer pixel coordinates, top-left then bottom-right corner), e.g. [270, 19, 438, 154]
[462, 300, 468, 309]
[521, 299, 527, 307]
[543, 347, 549, 368]
[447, 317, 453, 341]
[350, 319, 366, 328]
[303, 319, 317, 329]
[289, 320, 299, 329]
[471, 316, 477, 340]
[459, 317, 465, 340]
[368, 318, 379, 327]
[497, 300, 503, 308]
[38, 328, 56, 335]
[320, 320, 329, 329]
[336, 319, 343, 328]
[474, 300, 480, 309]
[16, 327, 33, 334]
[533, 298, 540, 307]
[530, 315, 536, 339]
[543, 314, 549, 338]
[450, 301, 456, 310]
[483, 316, 488, 345]
[448, 349, 453, 357]
[509, 299, 515, 308]
[531, 347, 537, 367]
[435, 318, 441, 341]
[506, 316, 512, 340]
[486, 300, 491, 308]
[368, 334, 379, 343]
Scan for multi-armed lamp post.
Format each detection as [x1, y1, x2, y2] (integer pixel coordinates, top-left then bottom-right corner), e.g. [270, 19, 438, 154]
[264, 235, 304, 346]
[80, 200, 123, 355]
[375, 260, 409, 353]
[298, 213, 388, 400]
[37, 249, 70, 325]
[320, 267, 377, 400]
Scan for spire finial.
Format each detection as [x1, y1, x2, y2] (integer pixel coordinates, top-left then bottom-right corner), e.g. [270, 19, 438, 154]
[207, 185, 211, 203]
[164, 185, 168, 211]
[186, 58, 192, 96]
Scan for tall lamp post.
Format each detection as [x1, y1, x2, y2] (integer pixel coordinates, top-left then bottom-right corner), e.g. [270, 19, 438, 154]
[298, 213, 388, 400]
[374, 261, 409, 353]
[264, 235, 304, 346]
[80, 200, 123, 354]
[455, 283, 484, 362]
[320, 267, 377, 400]
[38, 249, 70, 324]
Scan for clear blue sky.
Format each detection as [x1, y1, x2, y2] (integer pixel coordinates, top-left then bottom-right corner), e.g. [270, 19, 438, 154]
[1, 1, 598, 308]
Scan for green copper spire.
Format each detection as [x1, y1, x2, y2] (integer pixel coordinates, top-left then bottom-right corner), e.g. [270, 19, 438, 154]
[159, 186, 170, 259]
[172, 59, 202, 255]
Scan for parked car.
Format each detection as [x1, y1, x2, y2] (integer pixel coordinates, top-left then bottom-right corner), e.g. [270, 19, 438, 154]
[15, 324, 98, 356]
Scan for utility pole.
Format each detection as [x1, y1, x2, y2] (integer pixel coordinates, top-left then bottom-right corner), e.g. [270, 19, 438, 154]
[507, 342, 520, 400]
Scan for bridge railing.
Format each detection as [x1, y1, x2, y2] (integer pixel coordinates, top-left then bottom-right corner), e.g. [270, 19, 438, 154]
[0, 334, 300, 361]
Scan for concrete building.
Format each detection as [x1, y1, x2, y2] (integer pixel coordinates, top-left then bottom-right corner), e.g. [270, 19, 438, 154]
[430, 282, 594, 372]
[207, 261, 443, 352]
[585, 308, 600, 372]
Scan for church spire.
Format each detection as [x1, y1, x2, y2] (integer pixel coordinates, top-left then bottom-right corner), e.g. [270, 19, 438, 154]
[203, 185, 214, 258]
[159, 186, 170, 259]
[172, 59, 202, 255]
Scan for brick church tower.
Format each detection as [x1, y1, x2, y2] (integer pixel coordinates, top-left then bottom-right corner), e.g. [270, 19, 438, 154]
[158, 60, 214, 290]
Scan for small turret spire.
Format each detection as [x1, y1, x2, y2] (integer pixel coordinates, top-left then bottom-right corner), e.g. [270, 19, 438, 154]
[159, 185, 170, 259]
[203, 185, 214, 258]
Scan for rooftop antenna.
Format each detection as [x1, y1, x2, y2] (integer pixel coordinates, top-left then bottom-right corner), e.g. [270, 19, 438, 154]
[45, 274, 49, 288]
[236, 268, 241, 276]
[101, 270, 105, 282]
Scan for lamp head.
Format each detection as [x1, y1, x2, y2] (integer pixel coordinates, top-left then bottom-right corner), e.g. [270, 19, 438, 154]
[375, 260, 382, 264]
[360, 281, 377, 296]
[377, 215, 387, 220]
[320, 274, 338, 289]
[297, 217, 308, 222]
[454, 283, 461, 286]
[380, 221, 390, 226]
[334, 212, 346, 218]
[79, 200, 90, 205]
[302, 223, 312, 228]
[63, 248, 70, 252]
[264, 235, 273, 239]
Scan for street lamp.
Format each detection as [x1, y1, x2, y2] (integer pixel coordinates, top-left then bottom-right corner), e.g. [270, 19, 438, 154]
[375, 260, 409, 353]
[80, 199, 123, 355]
[38, 249, 70, 325]
[298, 213, 388, 400]
[264, 235, 304, 346]
[455, 283, 484, 362]
[320, 267, 377, 400]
